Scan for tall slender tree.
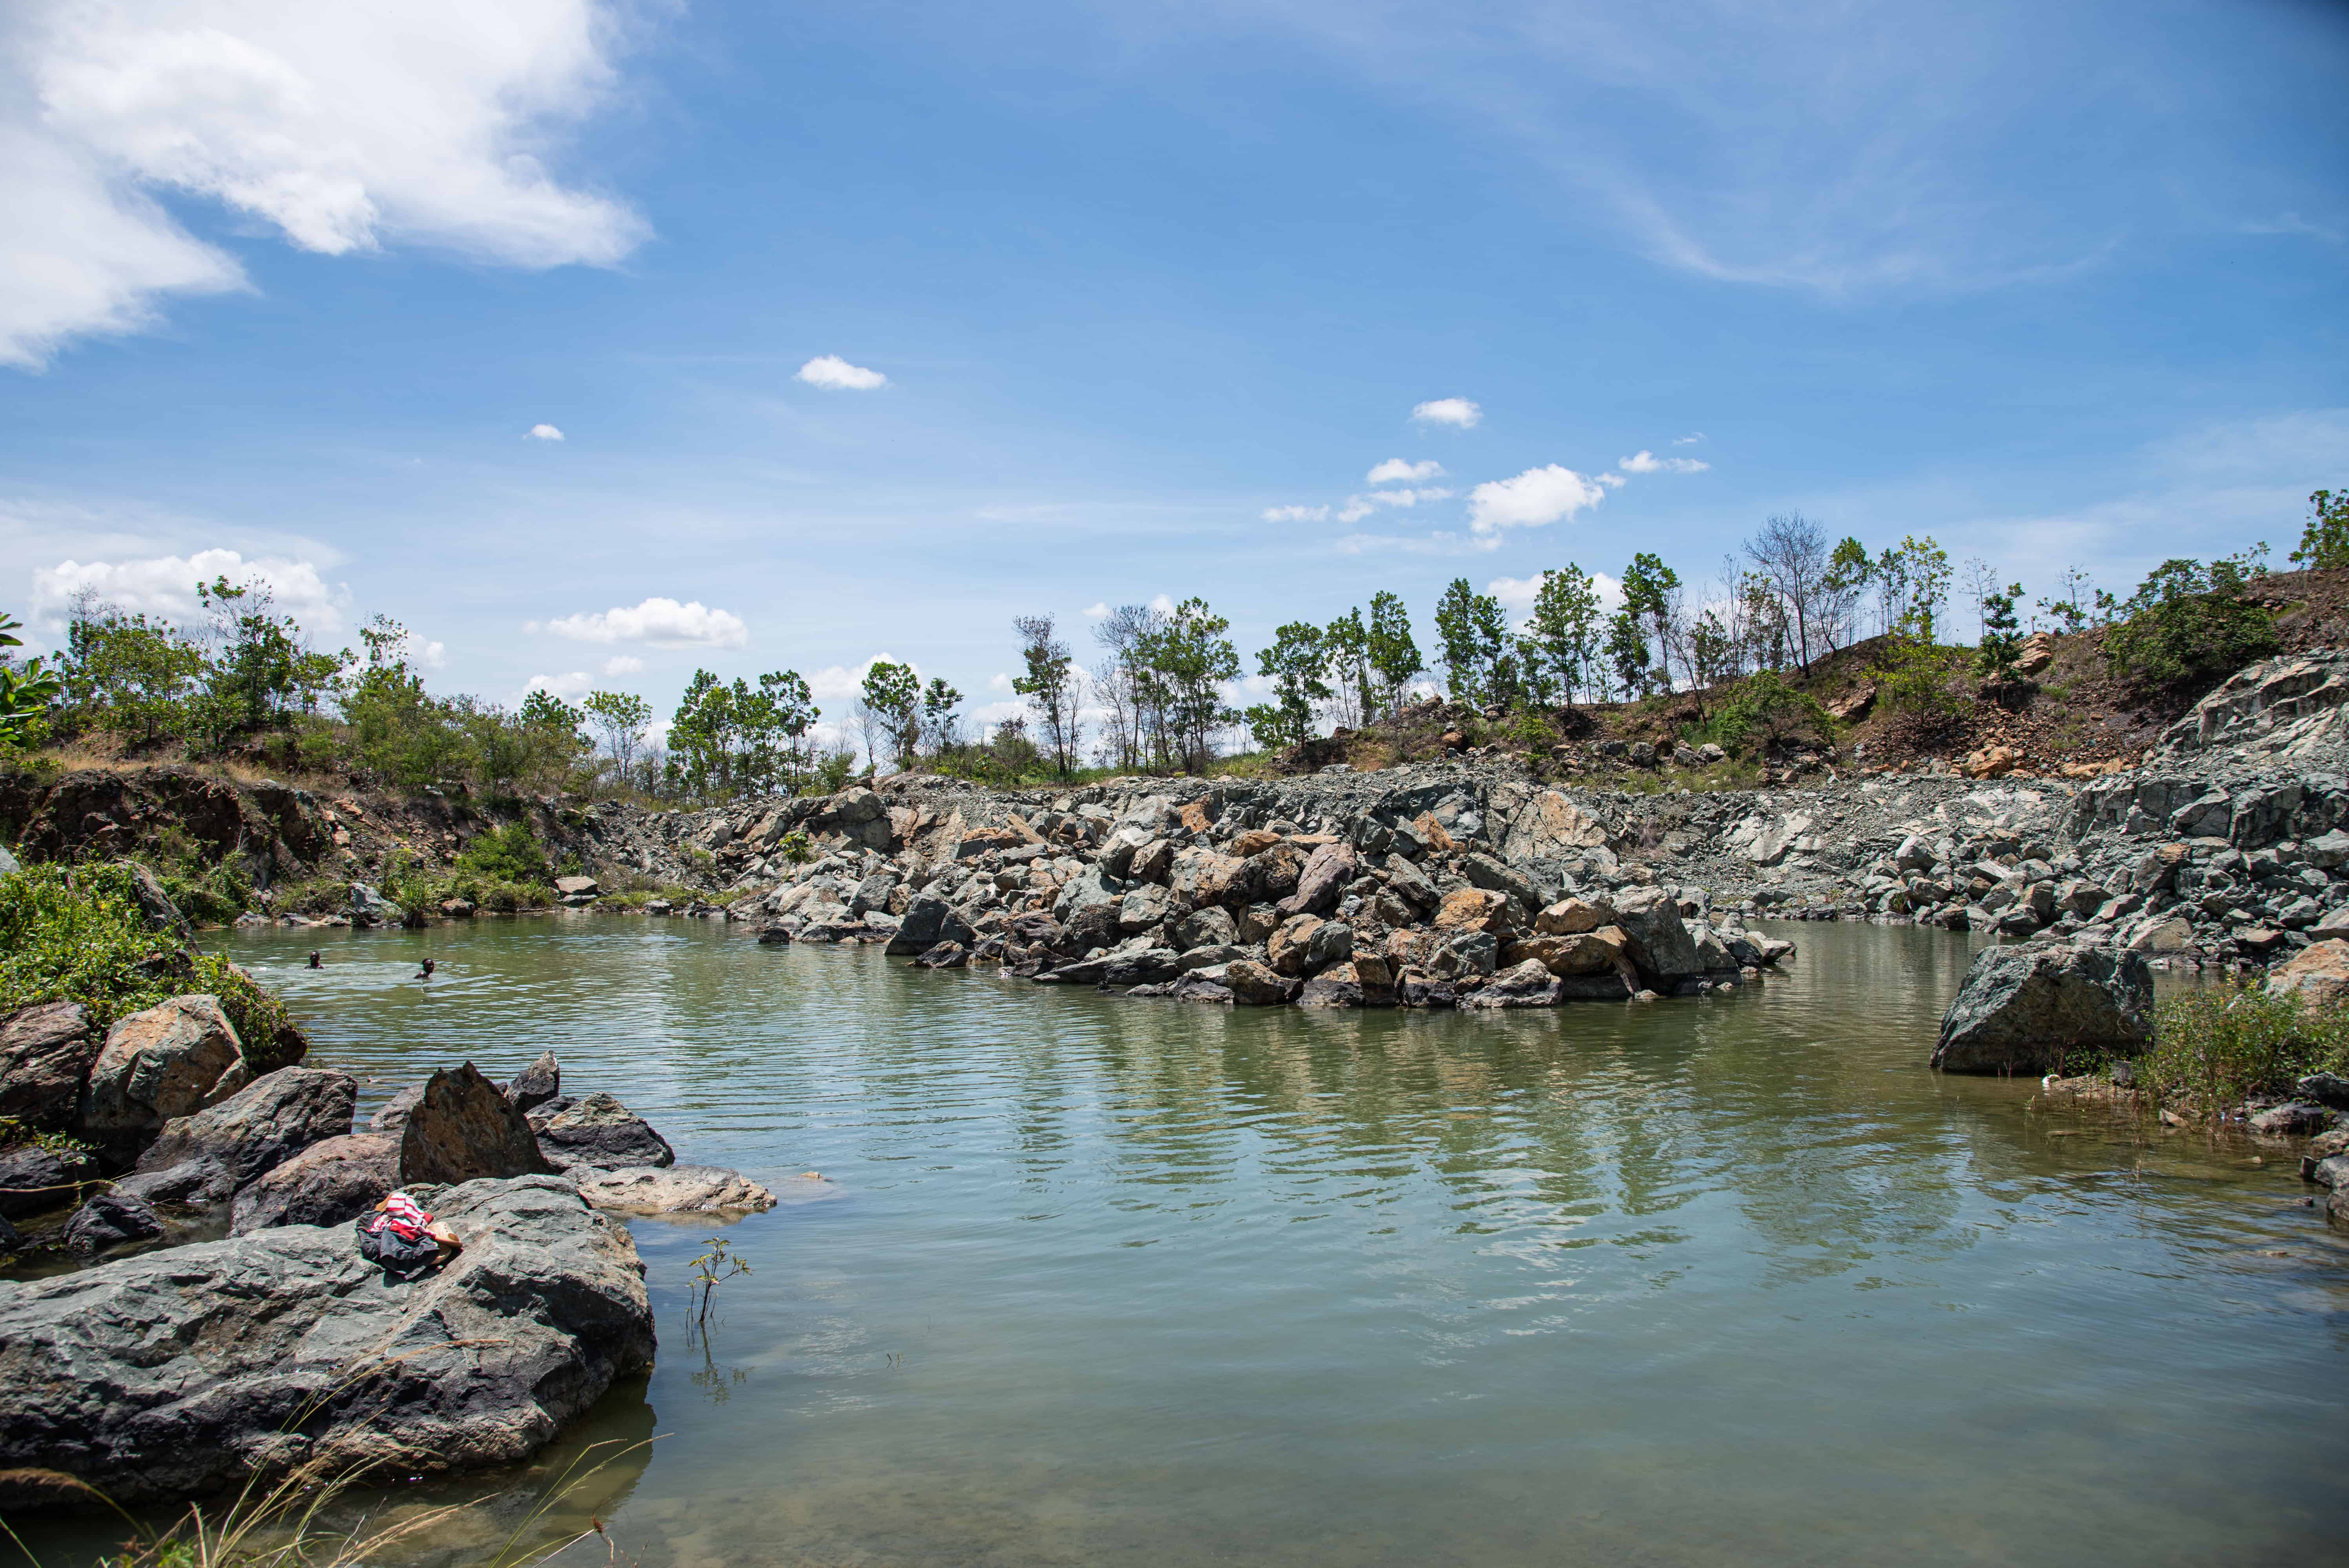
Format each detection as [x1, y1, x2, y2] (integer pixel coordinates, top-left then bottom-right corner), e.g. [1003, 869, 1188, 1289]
[1012, 614, 1082, 775]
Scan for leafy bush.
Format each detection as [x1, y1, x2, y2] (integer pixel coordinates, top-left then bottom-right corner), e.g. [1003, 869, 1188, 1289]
[2102, 558, 2278, 692]
[1685, 669, 1833, 757]
[2291, 487, 2349, 572]
[457, 821, 553, 883]
[2141, 983, 2349, 1114]
[0, 862, 296, 1065]
[1871, 631, 1964, 715]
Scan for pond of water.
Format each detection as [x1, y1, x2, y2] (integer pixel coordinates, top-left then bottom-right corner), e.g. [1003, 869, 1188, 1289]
[17, 917, 2349, 1566]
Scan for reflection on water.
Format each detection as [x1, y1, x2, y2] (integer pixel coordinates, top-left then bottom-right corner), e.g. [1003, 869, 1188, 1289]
[15, 916, 2349, 1567]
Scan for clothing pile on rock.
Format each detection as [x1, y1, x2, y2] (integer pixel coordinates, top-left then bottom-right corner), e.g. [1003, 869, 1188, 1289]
[355, 1190, 461, 1280]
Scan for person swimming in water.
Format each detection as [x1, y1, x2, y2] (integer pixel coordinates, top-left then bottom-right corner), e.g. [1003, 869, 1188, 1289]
[308, 951, 321, 969]
[415, 957, 436, 981]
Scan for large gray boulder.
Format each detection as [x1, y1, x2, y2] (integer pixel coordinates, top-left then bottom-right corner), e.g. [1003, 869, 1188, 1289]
[229, 1132, 400, 1233]
[1278, 842, 1357, 918]
[400, 1064, 552, 1183]
[503, 1050, 562, 1113]
[0, 1175, 655, 1506]
[1933, 944, 2153, 1074]
[0, 1001, 97, 1130]
[78, 995, 250, 1140]
[529, 1092, 674, 1172]
[1611, 886, 1703, 985]
[128, 1067, 357, 1199]
[886, 892, 976, 955]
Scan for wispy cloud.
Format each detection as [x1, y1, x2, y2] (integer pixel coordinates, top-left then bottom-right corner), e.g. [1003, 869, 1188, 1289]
[1618, 449, 1709, 474]
[1262, 503, 1331, 523]
[1367, 458, 1446, 483]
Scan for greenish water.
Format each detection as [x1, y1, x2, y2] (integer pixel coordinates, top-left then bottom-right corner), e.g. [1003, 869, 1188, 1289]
[22, 917, 2349, 1566]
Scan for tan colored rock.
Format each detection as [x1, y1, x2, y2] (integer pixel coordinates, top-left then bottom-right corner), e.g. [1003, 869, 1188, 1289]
[1351, 953, 1396, 1005]
[1267, 913, 1324, 977]
[2267, 939, 2349, 1010]
[1224, 959, 1297, 1006]
[1412, 813, 1458, 854]
[2017, 632, 2056, 677]
[1504, 928, 1637, 982]
[400, 1063, 552, 1184]
[1179, 799, 1212, 834]
[0, 1001, 97, 1130]
[1534, 897, 1615, 935]
[1230, 828, 1283, 857]
[80, 995, 249, 1136]
[1434, 888, 1511, 935]
[1503, 791, 1610, 857]
[1170, 847, 1246, 907]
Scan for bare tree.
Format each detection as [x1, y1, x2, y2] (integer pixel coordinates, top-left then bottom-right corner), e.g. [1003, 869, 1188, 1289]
[1960, 556, 2001, 646]
[1012, 614, 1083, 775]
[1743, 513, 1830, 674]
[1091, 604, 1160, 769]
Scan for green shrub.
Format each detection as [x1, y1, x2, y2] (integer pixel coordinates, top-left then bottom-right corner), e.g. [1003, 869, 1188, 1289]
[2103, 558, 2278, 693]
[1871, 630, 1964, 715]
[0, 862, 296, 1065]
[1685, 669, 1833, 757]
[2291, 488, 2349, 572]
[458, 820, 552, 883]
[2141, 983, 2349, 1114]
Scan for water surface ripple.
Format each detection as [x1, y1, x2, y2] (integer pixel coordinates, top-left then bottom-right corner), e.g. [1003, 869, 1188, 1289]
[39, 917, 2349, 1566]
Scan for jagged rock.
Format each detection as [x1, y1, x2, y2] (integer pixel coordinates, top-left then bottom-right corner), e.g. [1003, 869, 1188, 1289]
[914, 940, 970, 969]
[122, 861, 192, 941]
[1504, 928, 1639, 986]
[401, 1064, 552, 1183]
[2248, 1103, 2329, 1135]
[1434, 888, 1512, 935]
[348, 882, 404, 927]
[78, 995, 250, 1140]
[369, 1083, 423, 1134]
[1102, 947, 1183, 986]
[1278, 842, 1357, 918]
[886, 892, 977, 955]
[1933, 945, 2153, 1074]
[2296, 1071, 2349, 1110]
[1118, 882, 1172, 932]
[1612, 886, 1702, 984]
[1223, 959, 1300, 1006]
[1534, 897, 1614, 935]
[129, 1067, 356, 1199]
[0, 1175, 654, 1506]
[0, 1001, 97, 1130]
[1307, 920, 1354, 972]
[1461, 958, 1563, 1009]
[1267, 914, 1324, 976]
[531, 1092, 675, 1172]
[1164, 972, 1237, 1004]
[230, 1132, 400, 1233]
[1461, 853, 1544, 916]
[0, 1140, 102, 1218]
[1179, 943, 1247, 971]
[62, 1190, 164, 1253]
[572, 1163, 777, 1216]
[1229, 843, 1305, 906]
[1499, 791, 1611, 859]
[1297, 964, 1365, 1008]
[1396, 972, 1458, 1008]
[2266, 939, 2349, 1010]
[1173, 906, 1238, 949]
[504, 1051, 562, 1114]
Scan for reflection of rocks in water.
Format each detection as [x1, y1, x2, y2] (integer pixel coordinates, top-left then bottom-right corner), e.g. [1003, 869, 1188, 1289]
[334, 1374, 659, 1568]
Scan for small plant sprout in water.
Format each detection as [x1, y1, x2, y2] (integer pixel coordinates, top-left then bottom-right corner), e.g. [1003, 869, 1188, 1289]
[688, 1235, 751, 1328]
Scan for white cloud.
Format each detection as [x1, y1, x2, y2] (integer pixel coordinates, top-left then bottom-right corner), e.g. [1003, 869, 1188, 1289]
[1082, 602, 1109, 618]
[988, 671, 1016, 694]
[1673, 432, 1706, 445]
[531, 597, 748, 649]
[2, 0, 648, 369]
[1367, 458, 1445, 483]
[1147, 593, 1178, 616]
[601, 654, 642, 676]
[1337, 499, 1375, 524]
[419, 640, 447, 669]
[1411, 397, 1482, 428]
[526, 671, 596, 702]
[1367, 487, 1453, 506]
[1597, 471, 1627, 488]
[528, 423, 565, 441]
[1466, 465, 1608, 541]
[795, 354, 888, 390]
[31, 548, 350, 635]
[1619, 449, 1710, 474]
[1262, 504, 1331, 523]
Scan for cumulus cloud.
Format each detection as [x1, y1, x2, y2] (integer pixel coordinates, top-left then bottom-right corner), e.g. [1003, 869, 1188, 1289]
[31, 548, 350, 635]
[1082, 602, 1109, 618]
[1466, 464, 1609, 541]
[1367, 458, 1445, 483]
[1337, 499, 1375, 524]
[795, 354, 888, 390]
[2, 0, 649, 369]
[1148, 593, 1178, 616]
[1410, 397, 1482, 428]
[528, 424, 565, 441]
[526, 671, 596, 702]
[988, 671, 1016, 694]
[530, 597, 748, 649]
[1619, 449, 1709, 474]
[1262, 503, 1331, 523]
[1487, 571, 1623, 618]
[418, 640, 447, 669]
[601, 654, 642, 676]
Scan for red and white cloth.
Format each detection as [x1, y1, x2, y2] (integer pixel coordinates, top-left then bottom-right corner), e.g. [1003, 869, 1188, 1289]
[367, 1191, 432, 1240]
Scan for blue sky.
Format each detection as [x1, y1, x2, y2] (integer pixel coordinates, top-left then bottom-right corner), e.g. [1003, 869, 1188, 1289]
[3, 0, 2344, 746]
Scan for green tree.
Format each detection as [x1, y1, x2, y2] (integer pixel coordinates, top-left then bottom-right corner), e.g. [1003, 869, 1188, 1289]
[0, 611, 60, 748]
[1012, 615, 1081, 775]
[857, 660, 922, 769]
[1365, 590, 1423, 735]
[1975, 583, 2025, 682]
[1605, 607, 1651, 697]
[1822, 536, 1872, 653]
[1136, 597, 1241, 773]
[1246, 620, 1330, 751]
[516, 688, 591, 790]
[667, 669, 737, 799]
[2292, 488, 2349, 572]
[189, 576, 344, 752]
[1619, 553, 1681, 690]
[58, 602, 204, 750]
[340, 616, 472, 787]
[1433, 578, 1509, 707]
[2103, 557, 2280, 691]
[1890, 536, 1951, 643]
[582, 690, 655, 790]
[1322, 608, 1373, 730]
[921, 677, 963, 756]
[2037, 565, 2093, 634]
[1526, 565, 1602, 702]
[1689, 609, 1739, 688]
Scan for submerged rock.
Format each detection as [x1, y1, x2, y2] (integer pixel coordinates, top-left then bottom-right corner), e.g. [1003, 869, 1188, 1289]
[572, 1163, 778, 1216]
[0, 1140, 102, 1219]
[1932, 944, 2153, 1074]
[0, 1175, 654, 1505]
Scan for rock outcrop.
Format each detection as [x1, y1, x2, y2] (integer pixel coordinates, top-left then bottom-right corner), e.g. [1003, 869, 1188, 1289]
[0, 1002, 97, 1130]
[529, 1093, 675, 1172]
[1933, 945, 2154, 1074]
[77, 995, 249, 1142]
[572, 1163, 778, 1216]
[0, 1175, 654, 1505]
[124, 1067, 357, 1205]
[229, 1132, 400, 1233]
[399, 1063, 551, 1183]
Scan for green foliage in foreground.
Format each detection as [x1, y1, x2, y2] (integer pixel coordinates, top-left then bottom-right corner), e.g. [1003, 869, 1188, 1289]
[0, 862, 294, 1065]
[2141, 984, 2349, 1112]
